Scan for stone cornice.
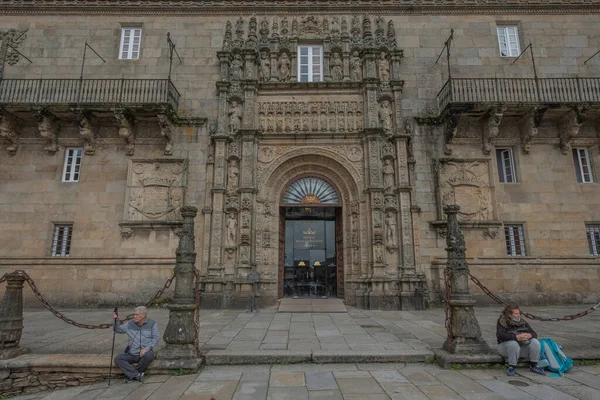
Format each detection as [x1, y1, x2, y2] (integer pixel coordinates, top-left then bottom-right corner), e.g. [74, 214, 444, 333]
[0, 0, 599, 15]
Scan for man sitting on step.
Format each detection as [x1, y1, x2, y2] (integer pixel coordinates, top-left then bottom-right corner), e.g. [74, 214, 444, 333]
[113, 306, 160, 383]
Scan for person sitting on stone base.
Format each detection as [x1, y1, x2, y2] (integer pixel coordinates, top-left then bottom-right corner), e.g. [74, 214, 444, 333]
[496, 303, 546, 376]
[113, 306, 160, 383]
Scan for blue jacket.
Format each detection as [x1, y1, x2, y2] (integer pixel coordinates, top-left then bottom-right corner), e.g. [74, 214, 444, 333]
[114, 318, 159, 356]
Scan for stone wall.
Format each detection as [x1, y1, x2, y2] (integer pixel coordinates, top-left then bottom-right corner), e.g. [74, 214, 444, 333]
[0, 10, 599, 306]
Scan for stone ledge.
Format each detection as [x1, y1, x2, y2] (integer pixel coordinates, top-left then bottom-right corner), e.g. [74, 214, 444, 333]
[312, 350, 433, 364]
[433, 349, 504, 369]
[206, 350, 311, 365]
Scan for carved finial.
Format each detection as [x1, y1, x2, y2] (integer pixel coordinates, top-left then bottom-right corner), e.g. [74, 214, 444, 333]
[387, 20, 397, 49]
[271, 17, 279, 39]
[259, 17, 269, 39]
[322, 17, 330, 35]
[362, 15, 372, 42]
[281, 17, 289, 38]
[223, 21, 232, 51]
[291, 18, 299, 37]
[235, 17, 244, 40]
[341, 17, 348, 36]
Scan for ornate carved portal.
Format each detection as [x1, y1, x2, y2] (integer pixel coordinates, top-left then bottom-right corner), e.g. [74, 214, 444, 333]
[202, 15, 425, 310]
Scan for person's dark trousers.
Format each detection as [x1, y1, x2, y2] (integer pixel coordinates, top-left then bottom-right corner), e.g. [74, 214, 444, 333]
[114, 350, 154, 379]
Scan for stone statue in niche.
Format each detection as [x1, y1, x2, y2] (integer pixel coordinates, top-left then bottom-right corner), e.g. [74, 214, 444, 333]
[259, 52, 270, 82]
[379, 100, 393, 134]
[330, 51, 343, 81]
[228, 101, 242, 135]
[382, 159, 395, 192]
[385, 212, 397, 248]
[227, 159, 239, 189]
[350, 51, 362, 81]
[230, 54, 244, 81]
[278, 52, 291, 82]
[375, 245, 384, 263]
[226, 212, 238, 246]
[377, 51, 390, 82]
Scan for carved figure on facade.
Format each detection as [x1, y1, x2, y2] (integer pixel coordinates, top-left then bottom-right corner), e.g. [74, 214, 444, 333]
[77, 111, 97, 155]
[330, 51, 343, 81]
[277, 52, 291, 82]
[115, 109, 135, 156]
[35, 110, 60, 154]
[259, 17, 269, 39]
[374, 244, 384, 264]
[259, 52, 270, 82]
[482, 105, 506, 155]
[379, 100, 393, 135]
[520, 106, 547, 154]
[234, 17, 245, 48]
[126, 160, 187, 222]
[444, 112, 459, 155]
[227, 159, 240, 190]
[350, 51, 362, 81]
[385, 212, 397, 249]
[228, 100, 243, 135]
[223, 21, 233, 50]
[226, 212, 238, 247]
[382, 159, 395, 192]
[377, 52, 390, 82]
[437, 160, 494, 222]
[230, 53, 244, 81]
[559, 106, 586, 155]
[156, 114, 174, 155]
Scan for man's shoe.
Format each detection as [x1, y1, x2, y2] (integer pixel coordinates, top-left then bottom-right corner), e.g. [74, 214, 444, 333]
[506, 366, 516, 376]
[138, 372, 145, 383]
[530, 366, 547, 375]
[124, 377, 134, 384]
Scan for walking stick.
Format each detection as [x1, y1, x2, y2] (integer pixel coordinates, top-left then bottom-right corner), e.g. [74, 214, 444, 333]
[108, 306, 118, 386]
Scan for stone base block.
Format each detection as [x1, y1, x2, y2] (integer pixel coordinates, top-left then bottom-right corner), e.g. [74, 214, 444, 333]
[0, 347, 28, 360]
[149, 358, 204, 374]
[433, 348, 503, 369]
[158, 344, 200, 360]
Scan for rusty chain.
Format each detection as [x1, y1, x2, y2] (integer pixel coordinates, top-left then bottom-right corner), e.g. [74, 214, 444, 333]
[443, 267, 453, 340]
[469, 273, 600, 322]
[0, 270, 175, 329]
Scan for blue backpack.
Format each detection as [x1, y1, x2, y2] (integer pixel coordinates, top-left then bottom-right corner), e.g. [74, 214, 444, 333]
[538, 338, 573, 377]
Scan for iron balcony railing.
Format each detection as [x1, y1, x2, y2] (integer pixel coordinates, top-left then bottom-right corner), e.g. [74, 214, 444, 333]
[438, 77, 600, 111]
[0, 78, 180, 109]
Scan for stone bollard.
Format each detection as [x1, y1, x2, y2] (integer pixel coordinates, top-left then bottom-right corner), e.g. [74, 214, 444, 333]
[160, 206, 201, 362]
[0, 273, 28, 359]
[442, 205, 490, 354]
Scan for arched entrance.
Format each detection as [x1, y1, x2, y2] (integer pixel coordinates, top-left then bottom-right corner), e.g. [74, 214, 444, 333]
[278, 176, 344, 299]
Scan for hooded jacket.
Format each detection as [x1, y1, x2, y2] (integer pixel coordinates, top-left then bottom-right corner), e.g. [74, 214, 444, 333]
[496, 313, 537, 344]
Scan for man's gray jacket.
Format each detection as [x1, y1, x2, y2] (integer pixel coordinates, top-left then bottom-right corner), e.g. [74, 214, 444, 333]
[114, 318, 159, 356]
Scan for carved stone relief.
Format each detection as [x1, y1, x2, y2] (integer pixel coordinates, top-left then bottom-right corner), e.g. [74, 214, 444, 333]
[228, 100, 243, 135]
[156, 114, 174, 155]
[35, 109, 60, 154]
[559, 106, 586, 155]
[126, 160, 188, 221]
[77, 111, 97, 155]
[115, 109, 135, 156]
[0, 111, 20, 155]
[481, 105, 506, 155]
[436, 160, 494, 222]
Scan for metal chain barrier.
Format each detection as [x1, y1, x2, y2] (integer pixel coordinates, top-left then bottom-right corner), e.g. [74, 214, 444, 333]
[469, 273, 600, 322]
[443, 267, 453, 340]
[0, 270, 176, 329]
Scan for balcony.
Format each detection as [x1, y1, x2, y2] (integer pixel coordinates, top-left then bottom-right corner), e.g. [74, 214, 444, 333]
[0, 78, 180, 110]
[0, 78, 182, 156]
[430, 77, 600, 156]
[438, 77, 600, 111]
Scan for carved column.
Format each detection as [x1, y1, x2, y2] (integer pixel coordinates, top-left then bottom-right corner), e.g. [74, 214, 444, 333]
[442, 205, 490, 354]
[161, 206, 200, 359]
[0, 273, 27, 359]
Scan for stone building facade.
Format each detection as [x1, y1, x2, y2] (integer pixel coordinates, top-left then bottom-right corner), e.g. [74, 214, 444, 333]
[0, 1, 599, 309]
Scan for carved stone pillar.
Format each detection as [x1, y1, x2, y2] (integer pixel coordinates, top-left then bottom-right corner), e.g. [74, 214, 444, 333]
[442, 205, 490, 354]
[216, 82, 230, 136]
[269, 51, 279, 82]
[217, 51, 231, 82]
[243, 50, 257, 81]
[0, 273, 27, 359]
[161, 206, 201, 359]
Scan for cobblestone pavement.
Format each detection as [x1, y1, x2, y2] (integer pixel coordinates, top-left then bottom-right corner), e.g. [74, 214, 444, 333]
[19, 305, 600, 356]
[11, 362, 600, 399]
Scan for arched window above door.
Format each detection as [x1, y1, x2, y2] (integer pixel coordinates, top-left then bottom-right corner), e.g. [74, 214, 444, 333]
[282, 177, 340, 205]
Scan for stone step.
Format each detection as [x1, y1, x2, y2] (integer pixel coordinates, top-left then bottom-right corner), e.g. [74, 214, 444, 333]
[204, 349, 434, 365]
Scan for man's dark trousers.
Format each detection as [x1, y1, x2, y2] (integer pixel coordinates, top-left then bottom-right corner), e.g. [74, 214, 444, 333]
[114, 350, 154, 379]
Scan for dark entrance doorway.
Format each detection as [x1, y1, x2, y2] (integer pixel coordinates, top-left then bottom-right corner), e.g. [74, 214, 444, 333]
[281, 207, 338, 298]
[277, 176, 344, 299]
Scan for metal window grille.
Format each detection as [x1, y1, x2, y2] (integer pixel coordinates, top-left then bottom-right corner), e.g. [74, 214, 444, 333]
[120, 27, 142, 60]
[62, 148, 83, 182]
[586, 224, 600, 256]
[573, 148, 594, 183]
[298, 46, 323, 82]
[505, 224, 526, 256]
[497, 26, 520, 57]
[496, 148, 516, 183]
[52, 224, 73, 257]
